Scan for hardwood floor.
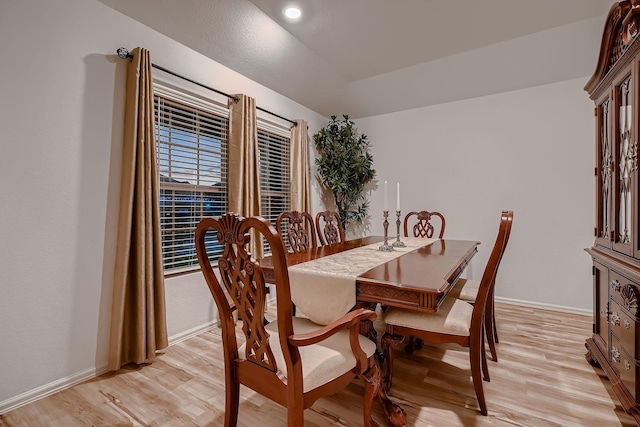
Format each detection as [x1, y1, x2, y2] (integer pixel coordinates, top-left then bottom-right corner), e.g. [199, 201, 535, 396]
[1, 302, 637, 426]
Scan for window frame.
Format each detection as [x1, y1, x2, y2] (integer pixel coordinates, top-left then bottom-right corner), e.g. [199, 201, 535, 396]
[257, 118, 292, 255]
[153, 80, 230, 276]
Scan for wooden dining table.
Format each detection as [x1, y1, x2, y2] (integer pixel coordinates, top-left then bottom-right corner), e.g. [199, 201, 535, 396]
[260, 236, 479, 427]
[261, 236, 479, 314]
[261, 236, 479, 345]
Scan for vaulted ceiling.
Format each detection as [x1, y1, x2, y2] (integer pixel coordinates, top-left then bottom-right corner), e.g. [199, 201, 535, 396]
[98, 0, 614, 118]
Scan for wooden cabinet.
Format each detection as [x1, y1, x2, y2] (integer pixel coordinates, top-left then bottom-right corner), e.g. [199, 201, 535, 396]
[585, 3, 640, 423]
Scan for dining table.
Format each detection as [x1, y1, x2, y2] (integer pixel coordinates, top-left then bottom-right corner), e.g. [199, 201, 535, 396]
[259, 235, 479, 427]
[261, 236, 479, 327]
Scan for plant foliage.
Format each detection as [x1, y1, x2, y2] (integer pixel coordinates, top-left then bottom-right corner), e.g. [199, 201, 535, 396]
[313, 115, 376, 231]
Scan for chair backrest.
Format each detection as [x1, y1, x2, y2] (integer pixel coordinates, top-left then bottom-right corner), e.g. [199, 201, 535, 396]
[404, 210, 446, 238]
[276, 210, 318, 252]
[315, 210, 345, 245]
[469, 210, 514, 333]
[195, 214, 297, 385]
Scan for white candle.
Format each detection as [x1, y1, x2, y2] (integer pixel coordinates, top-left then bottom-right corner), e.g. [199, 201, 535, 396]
[396, 182, 400, 211]
[384, 180, 388, 212]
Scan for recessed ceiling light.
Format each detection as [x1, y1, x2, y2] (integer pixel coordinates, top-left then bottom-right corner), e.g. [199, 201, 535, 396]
[284, 6, 302, 19]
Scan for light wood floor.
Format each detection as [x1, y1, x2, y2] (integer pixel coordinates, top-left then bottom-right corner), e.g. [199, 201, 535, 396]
[1, 302, 637, 426]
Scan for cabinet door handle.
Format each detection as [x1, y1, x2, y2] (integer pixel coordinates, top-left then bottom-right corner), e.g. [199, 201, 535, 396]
[626, 360, 631, 371]
[625, 319, 631, 329]
[612, 347, 621, 363]
[612, 279, 621, 292]
[611, 312, 621, 325]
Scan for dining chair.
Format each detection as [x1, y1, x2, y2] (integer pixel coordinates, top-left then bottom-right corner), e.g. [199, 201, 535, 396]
[403, 210, 446, 238]
[449, 210, 514, 362]
[382, 210, 513, 416]
[315, 210, 345, 245]
[276, 210, 318, 252]
[195, 214, 383, 426]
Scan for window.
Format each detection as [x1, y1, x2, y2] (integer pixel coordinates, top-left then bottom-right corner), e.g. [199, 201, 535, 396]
[154, 84, 229, 272]
[257, 120, 291, 252]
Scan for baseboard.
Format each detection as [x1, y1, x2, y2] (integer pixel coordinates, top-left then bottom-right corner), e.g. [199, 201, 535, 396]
[168, 320, 219, 346]
[0, 365, 107, 415]
[496, 296, 591, 316]
[1, 320, 220, 416]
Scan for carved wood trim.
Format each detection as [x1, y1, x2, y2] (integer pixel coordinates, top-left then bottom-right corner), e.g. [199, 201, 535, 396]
[356, 283, 421, 306]
[215, 215, 277, 372]
[585, 1, 640, 95]
[621, 283, 639, 315]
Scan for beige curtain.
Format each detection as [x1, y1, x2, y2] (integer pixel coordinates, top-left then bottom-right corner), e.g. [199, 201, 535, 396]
[108, 47, 168, 372]
[290, 119, 311, 213]
[228, 94, 263, 258]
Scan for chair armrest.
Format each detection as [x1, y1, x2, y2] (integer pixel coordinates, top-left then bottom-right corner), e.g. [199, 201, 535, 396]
[288, 308, 376, 347]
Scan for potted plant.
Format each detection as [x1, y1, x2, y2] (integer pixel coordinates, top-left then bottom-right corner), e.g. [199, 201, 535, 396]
[313, 115, 376, 232]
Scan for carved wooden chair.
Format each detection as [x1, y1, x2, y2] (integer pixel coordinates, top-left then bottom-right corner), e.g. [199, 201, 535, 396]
[403, 210, 446, 238]
[382, 210, 513, 416]
[195, 214, 385, 426]
[450, 210, 514, 362]
[276, 210, 318, 252]
[315, 210, 345, 245]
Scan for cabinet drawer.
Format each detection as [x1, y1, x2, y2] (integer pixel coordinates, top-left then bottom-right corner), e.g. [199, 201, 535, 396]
[612, 335, 638, 400]
[609, 271, 640, 317]
[610, 300, 640, 358]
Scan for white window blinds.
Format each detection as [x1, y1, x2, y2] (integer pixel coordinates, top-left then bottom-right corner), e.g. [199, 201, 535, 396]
[257, 119, 291, 252]
[154, 84, 229, 271]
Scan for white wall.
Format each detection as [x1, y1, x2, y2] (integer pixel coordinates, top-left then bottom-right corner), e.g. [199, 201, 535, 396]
[0, 0, 326, 412]
[359, 77, 595, 312]
[0, 0, 599, 413]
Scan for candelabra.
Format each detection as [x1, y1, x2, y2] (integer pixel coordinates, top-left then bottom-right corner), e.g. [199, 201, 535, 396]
[378, 210, 394, 252]
[392, 210, 406, 247]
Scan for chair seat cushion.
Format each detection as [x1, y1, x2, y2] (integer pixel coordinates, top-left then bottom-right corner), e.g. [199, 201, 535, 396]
[239, 316, 376, 392]
[449, 278, 479, 302]
[383, 298, 473, 336]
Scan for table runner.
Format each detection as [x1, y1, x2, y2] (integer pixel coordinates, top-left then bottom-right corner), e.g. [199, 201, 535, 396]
[288, 237, 438, 325]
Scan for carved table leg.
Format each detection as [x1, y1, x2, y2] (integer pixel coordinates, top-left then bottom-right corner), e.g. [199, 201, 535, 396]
[355, 302, 406, 426]
[356, 301, 385, 363]
[381, 333, 404, 391]
[357, 301, 379, 342]
[373, 357, 406, 427]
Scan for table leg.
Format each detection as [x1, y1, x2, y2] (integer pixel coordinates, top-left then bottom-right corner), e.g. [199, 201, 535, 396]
[373, 356, 406, 427]
[356, 301, 386, 363]
[356, 302, 406, 425]
[357, 301, 378, 342]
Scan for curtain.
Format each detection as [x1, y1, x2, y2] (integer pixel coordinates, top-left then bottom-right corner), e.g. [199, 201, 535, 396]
[228, 94, 263, 259]
[108, 47, 168, 372]
[290, 119, 311, 213]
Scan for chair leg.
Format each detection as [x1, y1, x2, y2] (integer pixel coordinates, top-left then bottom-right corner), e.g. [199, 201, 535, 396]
[485, 291, 498, 362]
[492, 297, 499, 343]
[224, 372, 240, 427]
[404, 335, 423, 353]
[481, 329, 490, 382]
[381, 332, 404, 391]
[485, 309, 498, 362]
[469, 337, 488, 416]
[404, 335, 415, 354]
[287, 404, 304, 426]
[361, 364, 382, 427]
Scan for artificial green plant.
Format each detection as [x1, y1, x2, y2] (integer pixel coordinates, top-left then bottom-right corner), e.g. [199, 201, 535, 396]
[313, 115, 376, 231]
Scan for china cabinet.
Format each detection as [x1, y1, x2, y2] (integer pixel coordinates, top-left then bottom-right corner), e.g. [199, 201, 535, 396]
[585, 2, 640, 424]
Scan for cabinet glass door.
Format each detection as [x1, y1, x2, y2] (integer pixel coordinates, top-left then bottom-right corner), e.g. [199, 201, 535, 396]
[596, 93, 613, 249]
[613, 72, 635, 256]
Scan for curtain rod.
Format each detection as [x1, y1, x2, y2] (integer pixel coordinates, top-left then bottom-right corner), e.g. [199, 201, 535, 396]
[116, 48, 297, 126]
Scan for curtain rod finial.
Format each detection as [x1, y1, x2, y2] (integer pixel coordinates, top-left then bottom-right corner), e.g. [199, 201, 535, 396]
[117, 47, 134, 61]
